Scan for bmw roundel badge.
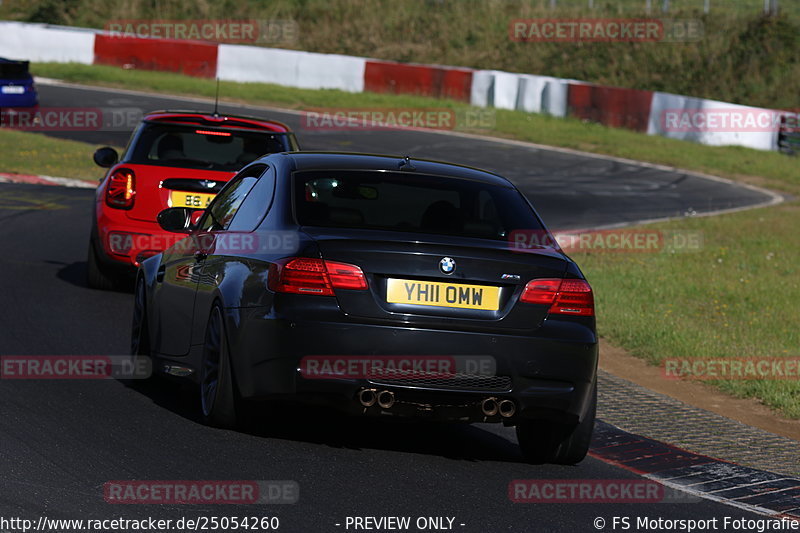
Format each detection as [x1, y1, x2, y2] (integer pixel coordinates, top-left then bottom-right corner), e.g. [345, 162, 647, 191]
[439, 257, 456, 275]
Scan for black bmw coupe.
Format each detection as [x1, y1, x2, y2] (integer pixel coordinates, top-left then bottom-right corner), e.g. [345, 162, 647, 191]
[132, 152, 598, 464]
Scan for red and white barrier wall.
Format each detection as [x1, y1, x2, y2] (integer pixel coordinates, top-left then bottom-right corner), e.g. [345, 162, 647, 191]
[0, 22, 95, 64]
[364, 61, 473, 102]
[94, 34, 218, 77]
[647, 92, 780, 152]
[0, 21, 782, 152]
[217, 45, 366, 92]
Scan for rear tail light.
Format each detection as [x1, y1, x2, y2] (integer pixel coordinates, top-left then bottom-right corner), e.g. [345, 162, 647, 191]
[268, 257, 367, 295]
[105, 168, 136, 209]
[520, 278, 594, 316]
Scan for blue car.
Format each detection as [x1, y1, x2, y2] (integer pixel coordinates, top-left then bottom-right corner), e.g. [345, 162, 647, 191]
[0, 58, 38, 108]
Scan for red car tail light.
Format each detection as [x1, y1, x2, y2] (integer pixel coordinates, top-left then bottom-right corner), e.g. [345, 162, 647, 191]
[325, 260, 368, 290]
[520, 278, 594, 316]
[268, 258, 368, 295]
[105, 168, 136, 209]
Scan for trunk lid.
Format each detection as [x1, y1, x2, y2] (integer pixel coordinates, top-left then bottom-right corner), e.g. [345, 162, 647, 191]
[123, 165, 236, 222]
[305, 227, 568, 333]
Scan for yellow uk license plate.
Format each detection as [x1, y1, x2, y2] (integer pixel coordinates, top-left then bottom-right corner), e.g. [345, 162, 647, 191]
[170, 191, 216, 209]
[386, 278, 500, 311]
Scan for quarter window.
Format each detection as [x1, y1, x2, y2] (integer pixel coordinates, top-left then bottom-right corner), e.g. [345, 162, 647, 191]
[198, 165, 267, 232]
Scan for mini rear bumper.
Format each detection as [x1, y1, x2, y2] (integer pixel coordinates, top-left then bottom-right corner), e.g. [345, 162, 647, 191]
[95, 208, 186, 268]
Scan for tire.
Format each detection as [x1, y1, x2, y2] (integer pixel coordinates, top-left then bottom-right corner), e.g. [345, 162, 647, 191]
[199, 305, 239, 429]
[516, 380, 597, 465]
[87, 240, 118, 291]
[130, 277, 153, 381]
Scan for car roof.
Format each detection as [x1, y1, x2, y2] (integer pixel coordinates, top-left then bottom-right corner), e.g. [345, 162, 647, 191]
[277, 152, 513, 187]
[143, 110, 292, 133]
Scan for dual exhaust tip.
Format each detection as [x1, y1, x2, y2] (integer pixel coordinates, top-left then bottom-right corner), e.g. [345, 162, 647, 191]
[481, 397, 516, 418]
[358, 389, 516, 418]
[358, 388, 395, 409]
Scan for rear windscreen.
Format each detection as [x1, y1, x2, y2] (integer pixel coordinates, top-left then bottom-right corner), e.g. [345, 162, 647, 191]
[125, 122, 291, 171]
[294, 170, 543, 241]
[0, 60, 31, 80]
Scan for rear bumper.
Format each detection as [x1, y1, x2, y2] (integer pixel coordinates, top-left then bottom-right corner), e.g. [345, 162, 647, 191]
[95, 205, 186, 268]
[0, 93, 38, 108]
[162, 310, 598, 425]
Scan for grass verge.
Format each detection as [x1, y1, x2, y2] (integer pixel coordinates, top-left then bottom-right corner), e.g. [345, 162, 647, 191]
[0, 128, 103, 180]
[571, 206, 800, 418]
[7, 63, 799, 418]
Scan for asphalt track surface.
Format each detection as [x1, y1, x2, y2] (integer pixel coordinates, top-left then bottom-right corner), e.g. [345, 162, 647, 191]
[0, 83, 777, 531]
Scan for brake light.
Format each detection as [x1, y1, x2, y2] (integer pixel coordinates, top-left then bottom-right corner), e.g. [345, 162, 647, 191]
[268, 258, 367, 295]
[105, 168, 135, 209]
[195, 129, 231, 136]
[520, 278, 594, 316]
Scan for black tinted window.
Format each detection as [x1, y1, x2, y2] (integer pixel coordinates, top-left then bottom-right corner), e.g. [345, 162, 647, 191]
[199, 166, 266, 231]
[0, 60, 31, 79]
[126, 123, 290, 171]
[294, 170, 542, 240]
[228, 167, 277, 232]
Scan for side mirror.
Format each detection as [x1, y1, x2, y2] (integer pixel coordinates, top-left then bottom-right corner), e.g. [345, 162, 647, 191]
[157, 207, 195, 233]
[93, 146, 119, 168]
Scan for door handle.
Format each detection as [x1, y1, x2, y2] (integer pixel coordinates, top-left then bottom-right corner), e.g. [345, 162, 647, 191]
[195, 250, 208, 262]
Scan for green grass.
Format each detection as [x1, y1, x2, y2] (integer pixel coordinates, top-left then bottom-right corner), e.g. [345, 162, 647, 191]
[0, 128, 104, 180]
[6, 62, 799, 418]
[571, 205, 800, 418]
[3, 0, 799, 108]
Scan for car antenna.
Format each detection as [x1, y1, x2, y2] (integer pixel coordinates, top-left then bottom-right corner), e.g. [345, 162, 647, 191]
[399, 156, 416, 171]
[212, 78, 220, 117]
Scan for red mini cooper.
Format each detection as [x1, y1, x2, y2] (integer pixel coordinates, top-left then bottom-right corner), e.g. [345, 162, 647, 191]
[88, 110, 299, 290]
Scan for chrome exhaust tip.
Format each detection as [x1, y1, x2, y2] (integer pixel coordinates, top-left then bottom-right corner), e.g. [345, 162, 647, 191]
[481, 397, 499, 417]
[377, 390, 395, 409]
[498, 399, 516, 418]
[358, 388, 377, 407]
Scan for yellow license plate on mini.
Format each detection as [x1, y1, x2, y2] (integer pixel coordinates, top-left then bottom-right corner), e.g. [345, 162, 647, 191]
[386, 279, 500, 311]
[170, 191, 216, 209]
